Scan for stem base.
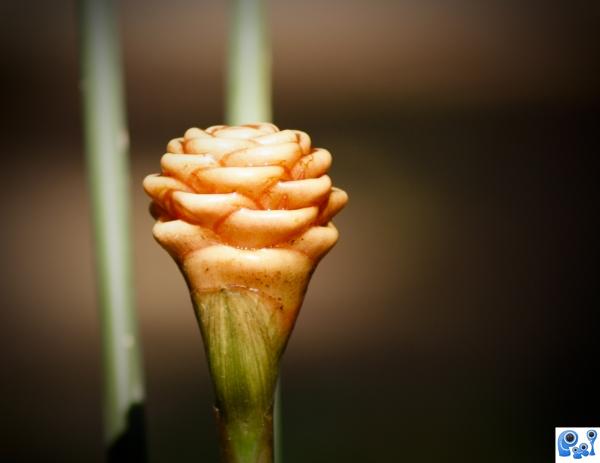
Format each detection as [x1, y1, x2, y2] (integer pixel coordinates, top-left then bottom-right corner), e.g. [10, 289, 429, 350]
[192, 288, 289, 463]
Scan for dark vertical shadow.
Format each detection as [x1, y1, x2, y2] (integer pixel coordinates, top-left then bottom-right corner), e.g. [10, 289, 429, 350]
[107, 404, 147, 463]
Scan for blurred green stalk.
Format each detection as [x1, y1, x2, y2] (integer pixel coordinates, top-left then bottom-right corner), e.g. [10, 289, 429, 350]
[227, 0, 272, 124]
[226, 1, 280, 462]
[78, 0, 146, 461]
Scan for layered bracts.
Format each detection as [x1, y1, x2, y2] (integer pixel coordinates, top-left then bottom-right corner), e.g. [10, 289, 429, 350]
[143, 123, 348, 463]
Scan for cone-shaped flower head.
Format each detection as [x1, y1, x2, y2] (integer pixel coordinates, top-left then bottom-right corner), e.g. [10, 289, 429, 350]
[143, 123, 347, 462]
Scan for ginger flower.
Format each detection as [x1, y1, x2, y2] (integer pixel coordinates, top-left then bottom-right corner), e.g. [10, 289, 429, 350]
[143, 123, 347, 463]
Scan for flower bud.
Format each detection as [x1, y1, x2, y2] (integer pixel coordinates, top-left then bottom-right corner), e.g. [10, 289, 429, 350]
[144, 123, 348, 462]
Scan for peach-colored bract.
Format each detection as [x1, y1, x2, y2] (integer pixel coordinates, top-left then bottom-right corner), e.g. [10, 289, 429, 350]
[143, 123, 348, 324]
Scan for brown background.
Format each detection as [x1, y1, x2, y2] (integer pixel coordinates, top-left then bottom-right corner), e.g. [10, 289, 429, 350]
[0, 0, 598, 461]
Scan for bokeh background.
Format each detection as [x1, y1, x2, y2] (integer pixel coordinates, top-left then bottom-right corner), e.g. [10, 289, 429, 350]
[1, 0, 598, 461]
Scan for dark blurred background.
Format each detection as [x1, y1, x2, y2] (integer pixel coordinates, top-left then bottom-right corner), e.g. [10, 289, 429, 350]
[0, 0, 598, 461]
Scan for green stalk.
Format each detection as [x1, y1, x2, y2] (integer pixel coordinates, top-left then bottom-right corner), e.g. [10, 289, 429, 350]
[193, 289, 283, 463]
[226, 1, 280, 462]
[78, 0, 146, 461]
[226, 0, 272, 124]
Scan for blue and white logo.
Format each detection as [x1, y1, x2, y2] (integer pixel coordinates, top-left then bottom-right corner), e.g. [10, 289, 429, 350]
[556, 428, 598, 461]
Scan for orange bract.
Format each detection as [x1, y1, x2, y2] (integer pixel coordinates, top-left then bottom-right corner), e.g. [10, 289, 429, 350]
[143, 123, 348, 252]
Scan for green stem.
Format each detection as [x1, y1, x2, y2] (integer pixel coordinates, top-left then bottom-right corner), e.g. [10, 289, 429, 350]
[226, 1, 279, 462]
[193, 289, 285, 463]
[226, 0, 272, 125]
[78, 0, 146, 461]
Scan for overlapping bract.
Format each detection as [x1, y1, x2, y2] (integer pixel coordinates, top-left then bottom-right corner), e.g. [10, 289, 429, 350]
[143, 123, 348, 462]
[143, 123, 347, 258]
